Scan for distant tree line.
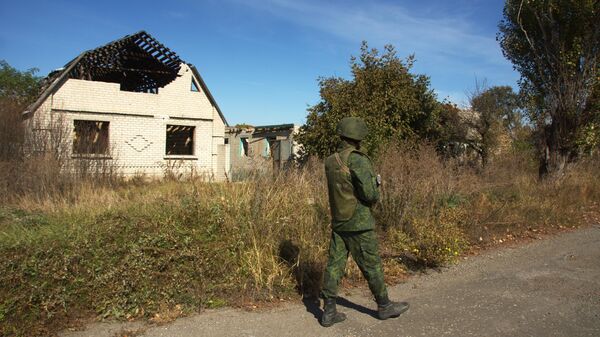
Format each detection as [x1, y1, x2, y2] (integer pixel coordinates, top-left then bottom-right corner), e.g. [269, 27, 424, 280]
[296, 42, 526, 167]
[2, 0, 598, 179]
[298, 0, 599, 179]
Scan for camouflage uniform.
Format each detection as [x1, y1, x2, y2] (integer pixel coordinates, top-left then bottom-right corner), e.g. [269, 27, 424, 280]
[321, 139, 388, 303]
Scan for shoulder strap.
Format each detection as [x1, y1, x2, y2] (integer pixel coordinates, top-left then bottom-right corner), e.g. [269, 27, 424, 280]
[334, 152, 350, 174]
[341, 147, 370, 163]
[350, 148, 371, 163]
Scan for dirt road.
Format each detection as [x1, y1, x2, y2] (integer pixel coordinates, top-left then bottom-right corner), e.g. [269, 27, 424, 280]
[63, 226, 600, 337]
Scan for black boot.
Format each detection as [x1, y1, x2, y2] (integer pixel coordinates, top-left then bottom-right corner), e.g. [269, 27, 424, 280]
[320, 298, 346, 327]
[377, 296, 409, 320]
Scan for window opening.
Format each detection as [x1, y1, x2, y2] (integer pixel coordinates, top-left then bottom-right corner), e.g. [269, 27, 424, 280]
[262, 139, 271, 158]
[166, 125, 195, 155]
[73, 120, 109, 155]
[240, 137, 249, 156]
[191, 78, 200, 92]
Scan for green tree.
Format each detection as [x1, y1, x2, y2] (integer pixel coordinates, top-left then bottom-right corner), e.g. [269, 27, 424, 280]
[0, 61, 41, 160]
[0, 60, 40, 105]
[468, 84, 521, 166]
[576, 81, 600, 154]
[297, 42, 441, 158]
[436, 102, 470, 158]
[498, 0, 600, 178]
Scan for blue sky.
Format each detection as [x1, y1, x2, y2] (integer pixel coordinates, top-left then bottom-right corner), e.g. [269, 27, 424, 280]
[0, 0, 518, 126]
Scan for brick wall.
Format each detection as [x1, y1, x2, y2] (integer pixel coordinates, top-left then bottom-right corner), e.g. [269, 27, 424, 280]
[31, 64, 228, 180]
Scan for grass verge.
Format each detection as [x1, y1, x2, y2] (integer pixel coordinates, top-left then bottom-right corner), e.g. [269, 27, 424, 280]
[1, 148, 598, 336]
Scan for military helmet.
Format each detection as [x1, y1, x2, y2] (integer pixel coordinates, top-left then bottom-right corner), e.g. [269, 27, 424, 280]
[336, 117, 368, 141]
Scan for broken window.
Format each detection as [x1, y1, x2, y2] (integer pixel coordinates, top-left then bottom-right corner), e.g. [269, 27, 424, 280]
[73, 120, 109, 155]
[240, 137, 249, 156]
[262, 139, 271, 158]
[191, 78, 200, 92]
[166, 125, 195, 155]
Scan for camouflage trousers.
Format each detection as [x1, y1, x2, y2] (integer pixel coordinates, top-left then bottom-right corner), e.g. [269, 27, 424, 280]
[321, 229, 388, 302]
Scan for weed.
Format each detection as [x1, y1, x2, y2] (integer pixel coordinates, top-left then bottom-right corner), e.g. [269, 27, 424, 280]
[0, 142, 598, 336]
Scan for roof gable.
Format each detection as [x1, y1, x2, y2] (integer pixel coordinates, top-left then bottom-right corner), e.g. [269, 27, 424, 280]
[24, 30, 227, 126]
[188, 64, 228, 126]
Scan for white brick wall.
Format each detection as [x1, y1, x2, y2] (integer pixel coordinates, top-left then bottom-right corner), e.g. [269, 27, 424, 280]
[31, 64, 228, 180]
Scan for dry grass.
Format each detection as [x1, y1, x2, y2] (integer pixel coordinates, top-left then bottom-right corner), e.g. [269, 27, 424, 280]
[0, 99, 122, 206]
[375, 142, 599, 263]
[0, 139, 598, 337]
[0, 163, 332, 337]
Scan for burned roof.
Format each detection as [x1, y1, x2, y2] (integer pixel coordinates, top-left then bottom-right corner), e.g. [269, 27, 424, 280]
[70, 30, 182, 90]
[24, 30, 227, 125]
[253, 124, 295, 132]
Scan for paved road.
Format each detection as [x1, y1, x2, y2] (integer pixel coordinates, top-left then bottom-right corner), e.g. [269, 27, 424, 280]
[63, 226, 600, 337]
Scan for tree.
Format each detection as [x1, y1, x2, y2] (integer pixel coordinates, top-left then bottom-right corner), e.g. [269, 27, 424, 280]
[436, 102, 470, 158]
[0, 61, 41, 160]
[468, 84, 521, 166]
[576, 81, 600, 154]
[297, 42, 441, 158]
[0, 60, 40, 105]
[498, 0, 600, 178]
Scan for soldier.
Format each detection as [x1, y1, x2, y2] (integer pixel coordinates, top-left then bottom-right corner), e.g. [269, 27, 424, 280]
[320, 116, 409, 327]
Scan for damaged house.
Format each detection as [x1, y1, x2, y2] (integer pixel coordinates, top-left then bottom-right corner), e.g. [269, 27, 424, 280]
[23, 31, 230, 180]
[226, 123, 299, 172]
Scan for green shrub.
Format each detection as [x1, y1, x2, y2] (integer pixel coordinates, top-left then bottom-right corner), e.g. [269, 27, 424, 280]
[1, 145, 598, 336]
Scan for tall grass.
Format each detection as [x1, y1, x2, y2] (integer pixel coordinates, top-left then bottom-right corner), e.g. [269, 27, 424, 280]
[0, 162, 332, 336]
[0, 141, 598, 337]
[377, 143, 599, 253]
[0, 101, 121, 206]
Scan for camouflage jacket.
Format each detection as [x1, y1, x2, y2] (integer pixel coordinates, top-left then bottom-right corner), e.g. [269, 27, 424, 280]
[325, 141, 380, 232]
